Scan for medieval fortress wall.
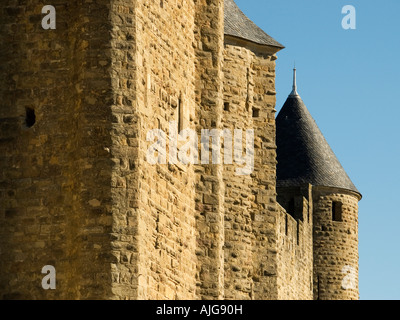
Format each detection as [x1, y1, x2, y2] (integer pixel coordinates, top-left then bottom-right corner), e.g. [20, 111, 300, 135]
[0, 0, 359, 300]
[0, 0, 116, 299]
[276, 186, 313, 300]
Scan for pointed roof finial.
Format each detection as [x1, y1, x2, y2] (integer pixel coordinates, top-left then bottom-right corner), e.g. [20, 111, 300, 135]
[289, 64, 299, 97]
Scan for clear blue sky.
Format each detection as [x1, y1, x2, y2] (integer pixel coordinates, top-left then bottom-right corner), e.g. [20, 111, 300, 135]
[236, 0, 400, 300]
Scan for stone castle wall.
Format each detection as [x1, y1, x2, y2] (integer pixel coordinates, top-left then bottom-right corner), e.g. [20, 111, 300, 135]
[0, 0, 359, 300]
[0, 0, 114, 299]
[276, 186, 313, 300]
[118, 0, 199, 300]
[222, 42, 279, 300]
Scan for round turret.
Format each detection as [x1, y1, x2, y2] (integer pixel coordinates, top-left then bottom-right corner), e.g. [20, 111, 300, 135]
[276, 69, 362, 300]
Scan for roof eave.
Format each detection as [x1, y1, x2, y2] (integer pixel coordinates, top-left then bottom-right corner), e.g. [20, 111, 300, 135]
[312, 185, 362, 201]
[224, 34, 285, 55]
[277, 182, 362, 201]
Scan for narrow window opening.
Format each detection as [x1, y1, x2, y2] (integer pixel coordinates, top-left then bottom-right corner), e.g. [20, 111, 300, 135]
[296, 220, 300, 245]
[224, 102, 230, 112]
[160, 0, 164, 8]
[246, 68, 251, 111]
[252, 107, 259, 118]
[178, 97, 183, 132]
[332, 201, 343, 222]
[311, 276, 313, 291]
[25, 108, 36, 128]
[285, 214, 288, 236]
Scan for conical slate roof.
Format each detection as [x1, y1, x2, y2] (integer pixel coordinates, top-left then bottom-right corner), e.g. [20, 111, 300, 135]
[224, 0, 284, 49]
[276, 72, 360, 195]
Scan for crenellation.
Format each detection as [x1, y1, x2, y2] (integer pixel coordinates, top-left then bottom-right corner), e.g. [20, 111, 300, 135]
[276, 185, 314, 300]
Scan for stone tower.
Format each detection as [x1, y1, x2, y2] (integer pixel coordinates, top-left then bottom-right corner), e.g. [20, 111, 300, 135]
[276, 69, 362, 300]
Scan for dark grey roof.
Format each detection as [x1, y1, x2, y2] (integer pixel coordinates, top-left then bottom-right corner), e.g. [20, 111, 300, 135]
[276, 94, 360, 195]
[224, 0, 284, 49]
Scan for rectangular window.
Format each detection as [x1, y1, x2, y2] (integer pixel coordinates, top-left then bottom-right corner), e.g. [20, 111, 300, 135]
[224, 102, 230, 111]
[252, 107, 259, 118]
[332, 201, 343, 222]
